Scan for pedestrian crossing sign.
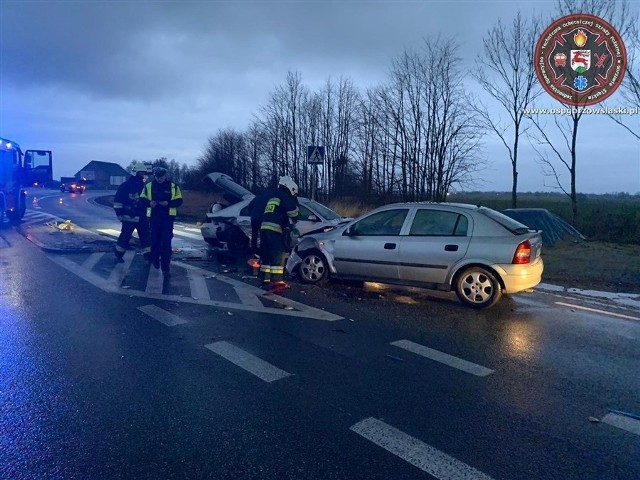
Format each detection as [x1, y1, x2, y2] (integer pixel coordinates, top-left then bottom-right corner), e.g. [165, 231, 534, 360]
[307, 145, 325, 164]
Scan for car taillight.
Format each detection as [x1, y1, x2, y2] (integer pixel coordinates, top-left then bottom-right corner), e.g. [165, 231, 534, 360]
[512, 240, 532, 264]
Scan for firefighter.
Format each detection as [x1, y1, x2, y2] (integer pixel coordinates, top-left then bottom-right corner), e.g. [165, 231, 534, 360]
[139, 166, 183, 277]
[113, 162, 152, 263]
[258, 175, 299, 289]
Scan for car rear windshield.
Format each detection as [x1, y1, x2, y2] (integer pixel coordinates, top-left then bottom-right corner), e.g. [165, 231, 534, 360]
[303, 199, 342, 221]
[477, 207, 531, 234]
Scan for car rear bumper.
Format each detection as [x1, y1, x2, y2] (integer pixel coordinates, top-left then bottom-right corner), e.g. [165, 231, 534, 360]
[495, 258, 544, 294]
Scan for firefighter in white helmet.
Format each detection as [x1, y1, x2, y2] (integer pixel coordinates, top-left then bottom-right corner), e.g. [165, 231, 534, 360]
[258, 175, 299, 290]
[113, 162, 153, 262]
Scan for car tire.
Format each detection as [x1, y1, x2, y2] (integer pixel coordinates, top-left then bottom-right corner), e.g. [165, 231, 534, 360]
[455, 266, 502, 309]
[297, 249, 329, 285]
[227, 226, 249, 252]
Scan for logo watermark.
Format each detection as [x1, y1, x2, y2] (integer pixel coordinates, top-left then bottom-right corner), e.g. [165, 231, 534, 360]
[522, 106, 638, 116]
[534, 14, 627, 106]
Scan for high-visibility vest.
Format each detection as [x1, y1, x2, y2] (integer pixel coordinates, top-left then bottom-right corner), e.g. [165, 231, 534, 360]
[141, 181, 182, 217]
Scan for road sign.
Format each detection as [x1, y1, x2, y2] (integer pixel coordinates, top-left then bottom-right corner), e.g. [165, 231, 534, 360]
[307, 145, 325, 164]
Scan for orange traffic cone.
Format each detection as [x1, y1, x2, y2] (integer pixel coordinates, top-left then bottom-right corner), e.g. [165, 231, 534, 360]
[32, 196, 39, 207]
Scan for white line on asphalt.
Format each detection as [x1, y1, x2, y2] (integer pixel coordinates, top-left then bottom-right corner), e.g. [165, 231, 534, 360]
[390, 340, 494, 376]
[555, 302, 640, 321]
[350, 418, 495, 480]
[145, 266, 164, 295]
[204, 341, 291, 382]
[602, 413, 640, 436]
[108, 250, 135, 287]
[173, 229, 203, 240]
[82, 252, 104, 270]
[187, 270, 211, 301]
[97, 228, 121, 238]
[138, 304, 187, 326]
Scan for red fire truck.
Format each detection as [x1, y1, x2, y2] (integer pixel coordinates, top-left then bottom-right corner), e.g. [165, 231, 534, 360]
[0, 137, 52, 223]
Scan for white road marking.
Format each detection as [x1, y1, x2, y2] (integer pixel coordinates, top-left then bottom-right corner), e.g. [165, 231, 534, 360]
[97, 228, 121, 238]
[99, 227, 202, 241]
[43, 254, 342, 321]
[391, 340, 494, 377]
[145, 266, 164, 294]
[138, 304, 187, 326]
[602, 413, 640, 436]
[187, 270, 211, 300]
[174, 261, 342, 321]
[555, 302, 640, 321]
[82, 252, 104, 270]
[350, 418, 495, 480]
[204, 341, 291, 382]
[173, 229, 203, 240]
[108, 250, 135, 287]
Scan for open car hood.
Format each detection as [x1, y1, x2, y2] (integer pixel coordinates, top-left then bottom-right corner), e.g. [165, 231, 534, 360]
[203, 172, 254, 205]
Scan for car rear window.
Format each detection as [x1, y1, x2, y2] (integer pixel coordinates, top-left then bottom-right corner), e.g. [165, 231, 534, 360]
[478, 207, 531, 234]
[303, 199, 342, 221]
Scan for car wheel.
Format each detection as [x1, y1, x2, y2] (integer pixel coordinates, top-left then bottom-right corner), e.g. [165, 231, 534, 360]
[297, 249, 329, 285]
[455, 266, 502, 309]
[227, 226, 249, 252]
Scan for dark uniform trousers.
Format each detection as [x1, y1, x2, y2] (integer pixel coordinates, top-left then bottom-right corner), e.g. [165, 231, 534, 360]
[116, 220, 150, 256]
[149, 215, 174, 272]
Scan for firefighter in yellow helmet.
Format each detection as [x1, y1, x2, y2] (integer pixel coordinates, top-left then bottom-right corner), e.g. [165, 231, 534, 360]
[258, 175, 299, 290]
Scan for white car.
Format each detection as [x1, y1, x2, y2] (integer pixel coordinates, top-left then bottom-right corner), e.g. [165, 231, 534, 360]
[200, 172, 349, 251]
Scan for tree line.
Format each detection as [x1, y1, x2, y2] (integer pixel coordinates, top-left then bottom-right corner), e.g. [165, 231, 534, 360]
[136, 0, 639, 227]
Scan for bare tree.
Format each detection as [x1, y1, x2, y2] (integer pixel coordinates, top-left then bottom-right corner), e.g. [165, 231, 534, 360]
[473, 11, 542, 208]
[527, 0, 633, 226]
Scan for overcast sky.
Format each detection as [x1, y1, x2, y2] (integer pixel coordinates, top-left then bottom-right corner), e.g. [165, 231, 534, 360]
[1, 0, 638, 194]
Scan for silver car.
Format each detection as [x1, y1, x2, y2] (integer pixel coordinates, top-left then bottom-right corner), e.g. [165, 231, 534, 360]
[286, 202, 544, 309]
[200, 172, 349, 251]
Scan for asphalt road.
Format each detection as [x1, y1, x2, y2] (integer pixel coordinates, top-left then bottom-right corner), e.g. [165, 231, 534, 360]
[1, 189, 639, 480]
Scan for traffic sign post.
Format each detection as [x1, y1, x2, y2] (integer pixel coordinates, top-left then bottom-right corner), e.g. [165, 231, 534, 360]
[307, 145, 325, 200]
[307, 145, 325, 164]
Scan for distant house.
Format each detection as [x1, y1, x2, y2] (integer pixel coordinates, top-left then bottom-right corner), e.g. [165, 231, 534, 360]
[74, 161, 129, 189]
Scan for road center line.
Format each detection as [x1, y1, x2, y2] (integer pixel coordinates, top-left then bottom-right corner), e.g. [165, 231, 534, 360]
[391, 340, 494, 376]
[350, 418, 495, 480]
[205, 341, 291, 383]
[138, 304, 187, 326]
[555, 302, 640, 321]
[601, 413, 640, 436]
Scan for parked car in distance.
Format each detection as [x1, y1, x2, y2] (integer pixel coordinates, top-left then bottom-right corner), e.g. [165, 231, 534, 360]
[200, 172, 350, 251]
[286, 202, 544, 309]
[60, 179, 86, 193]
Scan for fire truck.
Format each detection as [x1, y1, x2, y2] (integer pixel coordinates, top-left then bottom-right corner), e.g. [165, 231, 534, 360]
[0, 137, 52, 224]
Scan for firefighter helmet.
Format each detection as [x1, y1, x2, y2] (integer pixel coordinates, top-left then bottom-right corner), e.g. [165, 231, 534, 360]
[278, 175, 298, 196]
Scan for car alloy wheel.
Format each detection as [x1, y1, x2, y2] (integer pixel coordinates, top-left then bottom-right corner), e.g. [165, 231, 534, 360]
[298, 249, 329, 285]
[455, 266, 502, 309]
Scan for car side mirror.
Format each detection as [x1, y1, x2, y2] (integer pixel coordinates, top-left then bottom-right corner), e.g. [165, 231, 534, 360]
[307, 214, 318, 222]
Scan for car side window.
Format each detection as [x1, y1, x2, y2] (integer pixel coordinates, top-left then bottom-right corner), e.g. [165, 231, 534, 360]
[409, 210, 468, 236]
[351, 209, 408, 236]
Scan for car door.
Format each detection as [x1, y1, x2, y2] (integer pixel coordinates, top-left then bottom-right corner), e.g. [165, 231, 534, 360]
[333, 208, 409, 281]
[397, 207, 471, 285]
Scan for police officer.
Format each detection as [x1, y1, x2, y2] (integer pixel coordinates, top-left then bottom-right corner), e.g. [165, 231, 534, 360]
[139, 166, 183, 277]
[113, 162, 152, 263]
[259, 175, 299, 289]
